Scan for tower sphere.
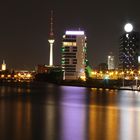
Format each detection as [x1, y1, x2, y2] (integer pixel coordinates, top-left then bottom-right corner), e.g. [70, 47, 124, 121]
[124, 23, 133, 32]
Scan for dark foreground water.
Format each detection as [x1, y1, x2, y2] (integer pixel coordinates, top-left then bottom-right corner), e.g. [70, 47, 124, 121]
[0, 82, 140, 140]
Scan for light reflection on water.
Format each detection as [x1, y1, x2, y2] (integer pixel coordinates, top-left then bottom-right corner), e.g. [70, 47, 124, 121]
[0, 84, 140, 140]
[59, 86, 88, 140]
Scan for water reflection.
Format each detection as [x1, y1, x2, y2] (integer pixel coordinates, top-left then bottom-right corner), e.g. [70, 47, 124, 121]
[0, 96, 31, 140]
[89, 88, 140, 140]
[59, 86, 89, 140]
[89, 88, 119, 140]
[119, 90, 140, 140]
[0, 84, 140, 140]
[44, 85, 59, 140]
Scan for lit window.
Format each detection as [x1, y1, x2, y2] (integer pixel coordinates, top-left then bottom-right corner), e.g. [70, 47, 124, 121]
[63, 42, 76, 46]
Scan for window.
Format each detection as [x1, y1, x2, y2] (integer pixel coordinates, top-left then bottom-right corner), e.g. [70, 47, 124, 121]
[63, 42, 76, 46]
[63, 56, 76, 58]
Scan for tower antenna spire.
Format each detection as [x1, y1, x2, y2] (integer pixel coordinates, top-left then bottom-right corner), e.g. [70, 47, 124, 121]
[50, 10, 54, 38]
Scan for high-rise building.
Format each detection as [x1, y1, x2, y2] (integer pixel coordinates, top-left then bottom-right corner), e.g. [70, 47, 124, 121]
[107, 53, 115, 70]
[61, 31, 87, 80]
[48, 10, 55, 66]
[2, 60, 6, 71]
[119, 23, 139, 70]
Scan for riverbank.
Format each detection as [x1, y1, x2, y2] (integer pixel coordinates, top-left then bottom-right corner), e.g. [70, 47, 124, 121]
[0, 79, 140, 91]
[59, 79, 140, 91]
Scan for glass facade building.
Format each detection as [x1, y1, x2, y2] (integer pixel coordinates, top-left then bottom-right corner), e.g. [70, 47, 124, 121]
[119, 31, 139, 70]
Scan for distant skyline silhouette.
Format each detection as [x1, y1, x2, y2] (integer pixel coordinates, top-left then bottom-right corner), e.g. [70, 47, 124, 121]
[0, 0, 140, 70]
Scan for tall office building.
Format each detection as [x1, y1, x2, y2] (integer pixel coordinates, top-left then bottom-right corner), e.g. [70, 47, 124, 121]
[107, 54, 115, 70]
[61, 31, 87, 80]
[48, 11, 55, 66]
[119, 23, 139, 70]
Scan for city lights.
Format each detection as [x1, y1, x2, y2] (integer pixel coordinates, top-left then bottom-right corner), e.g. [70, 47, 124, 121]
[1, 4, 140, 140]
[80, 75, 86, 81]
[0, 71, 33, 81]
[87, 69, 140, 81]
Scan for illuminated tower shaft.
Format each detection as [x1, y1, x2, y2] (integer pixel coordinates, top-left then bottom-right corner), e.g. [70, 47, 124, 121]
[48, 10, 55, 66]
[48, 39, 54, 66]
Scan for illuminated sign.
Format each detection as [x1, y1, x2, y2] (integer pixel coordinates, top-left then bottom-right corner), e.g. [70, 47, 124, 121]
[65, 31, 85, 35]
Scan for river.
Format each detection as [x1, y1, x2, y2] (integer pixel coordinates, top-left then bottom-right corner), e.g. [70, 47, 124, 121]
[0, 82, 140, 140]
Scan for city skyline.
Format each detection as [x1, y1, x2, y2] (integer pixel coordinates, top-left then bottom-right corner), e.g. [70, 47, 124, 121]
[0, 0, 140, 70]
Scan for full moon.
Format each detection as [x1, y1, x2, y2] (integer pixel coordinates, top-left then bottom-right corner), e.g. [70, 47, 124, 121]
[124, 23, 133, 32]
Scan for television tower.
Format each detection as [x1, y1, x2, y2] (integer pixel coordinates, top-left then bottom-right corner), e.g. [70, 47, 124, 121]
[48, 10, 55, 66]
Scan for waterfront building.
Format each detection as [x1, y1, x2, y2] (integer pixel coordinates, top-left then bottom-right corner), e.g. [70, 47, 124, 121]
[36, 65, 63, 82]
[119, 23, 139, 70]
[107, 53, 115, 70]
[61, 31, 87, 80]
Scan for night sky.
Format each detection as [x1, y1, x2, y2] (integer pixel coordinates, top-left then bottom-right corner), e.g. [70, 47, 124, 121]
[0, 0, 140, 70]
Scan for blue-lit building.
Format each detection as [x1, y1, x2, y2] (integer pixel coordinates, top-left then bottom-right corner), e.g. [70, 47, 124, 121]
[119, 31, 139, 70]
